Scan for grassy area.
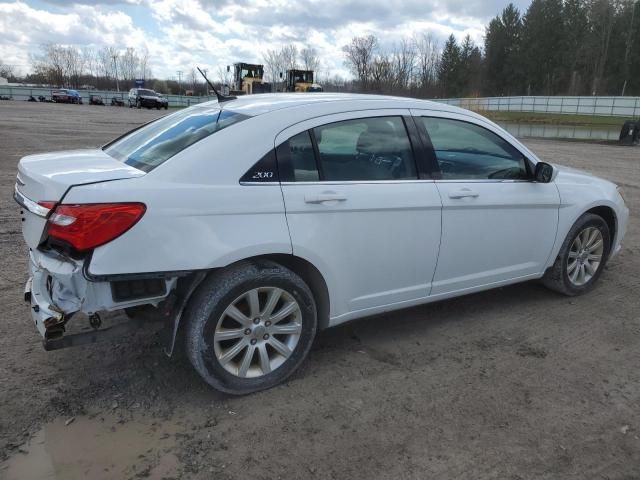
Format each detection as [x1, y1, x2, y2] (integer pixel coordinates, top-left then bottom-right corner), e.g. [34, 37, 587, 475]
[478, 110, 625, 127]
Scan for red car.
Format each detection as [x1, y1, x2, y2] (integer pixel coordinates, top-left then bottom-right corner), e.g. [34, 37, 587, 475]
[52, 89, 82, 104]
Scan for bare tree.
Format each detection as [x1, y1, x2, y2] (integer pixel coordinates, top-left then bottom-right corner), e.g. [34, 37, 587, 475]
[391, 38, 417, 91]
[370, 53, 394, 92]
[96, 46, 113, 80]
[188, 68, 198, 92]
[281, 44, 298, 71]
[415, 33, 439, 92]
[81, 47, 97, 79]
[43, 44, 66, 86]
[263, 48, 286, 89]
[342, 35, 378, 90]
[119, 47, 140, 82]
[63, 47, 84, 88]
[300, 47, 320, 72]
[216, 65, 233, 88]
[138, 47, 150, 80]
[0, 59, 13, 78]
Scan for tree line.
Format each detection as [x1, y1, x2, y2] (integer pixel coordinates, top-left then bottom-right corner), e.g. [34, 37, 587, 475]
[2, 0, 638, 98]
[343, 0, 640, 97]
[22, 44, 152, 91]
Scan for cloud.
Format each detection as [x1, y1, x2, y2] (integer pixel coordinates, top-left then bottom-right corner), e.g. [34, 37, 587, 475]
[40, 0, 143, 5]
[0, 0, 533, 79]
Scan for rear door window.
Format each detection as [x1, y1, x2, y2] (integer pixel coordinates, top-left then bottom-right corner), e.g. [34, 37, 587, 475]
[286, 131, 319, 181]
[313, 117, 417, 181]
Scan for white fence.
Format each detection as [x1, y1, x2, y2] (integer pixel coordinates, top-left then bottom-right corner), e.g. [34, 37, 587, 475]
[435, 96, 640, 118]
[2, 86, 639, 118]
[0, 85, 216, 107]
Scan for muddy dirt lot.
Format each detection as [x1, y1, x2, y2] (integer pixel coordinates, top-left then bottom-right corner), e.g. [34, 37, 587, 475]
[0, 101, 638, 479]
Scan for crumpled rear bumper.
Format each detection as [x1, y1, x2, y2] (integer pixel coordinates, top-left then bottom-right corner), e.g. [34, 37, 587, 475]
[26, 249, 85, 338]
[25, 249, 177, 342]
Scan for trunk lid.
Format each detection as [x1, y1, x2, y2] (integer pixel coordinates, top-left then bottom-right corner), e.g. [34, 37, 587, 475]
[15, 149, 145, 249]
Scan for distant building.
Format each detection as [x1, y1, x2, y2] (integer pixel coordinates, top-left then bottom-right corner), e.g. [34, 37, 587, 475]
[0, 77, 8, 85]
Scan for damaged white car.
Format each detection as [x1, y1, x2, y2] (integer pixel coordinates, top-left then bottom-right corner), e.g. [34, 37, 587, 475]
[15, 93, 629, 394]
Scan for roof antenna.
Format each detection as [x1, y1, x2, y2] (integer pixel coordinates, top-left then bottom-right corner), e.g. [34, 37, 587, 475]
[197, 66, 236, 103]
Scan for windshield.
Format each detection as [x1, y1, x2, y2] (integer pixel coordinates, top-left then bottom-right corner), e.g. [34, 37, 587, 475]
[104, 106, 250, 172]
[137, 89, 156, 96]
[296, 72, 313, 83]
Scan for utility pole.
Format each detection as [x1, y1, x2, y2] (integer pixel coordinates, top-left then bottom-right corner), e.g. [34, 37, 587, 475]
[112, 54, 119, 92]
[176, 70, 183, 95]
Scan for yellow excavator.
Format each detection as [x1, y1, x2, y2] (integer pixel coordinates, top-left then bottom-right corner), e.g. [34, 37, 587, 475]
[228, 63, 271, 95]
[286, 70, 323, 92]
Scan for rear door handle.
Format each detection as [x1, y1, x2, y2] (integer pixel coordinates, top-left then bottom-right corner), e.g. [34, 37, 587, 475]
[304, 192, 348, 204]
[448, 188, 479, 199]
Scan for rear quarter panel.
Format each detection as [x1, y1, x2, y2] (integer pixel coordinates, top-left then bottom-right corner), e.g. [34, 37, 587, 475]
[63, 117, 293, 275]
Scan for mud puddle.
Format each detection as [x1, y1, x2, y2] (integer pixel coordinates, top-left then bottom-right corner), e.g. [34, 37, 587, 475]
[1, 413, 184, 479]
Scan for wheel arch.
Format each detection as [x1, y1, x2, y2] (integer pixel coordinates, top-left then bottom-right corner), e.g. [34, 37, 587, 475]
[249, 253, 331, 331]
[166, 253, 331, 357]
[545, 201, 619, 272]
[585, 205, 617, 246]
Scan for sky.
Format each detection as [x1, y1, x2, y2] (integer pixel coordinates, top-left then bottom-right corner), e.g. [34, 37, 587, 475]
[0, 0, 533, 81]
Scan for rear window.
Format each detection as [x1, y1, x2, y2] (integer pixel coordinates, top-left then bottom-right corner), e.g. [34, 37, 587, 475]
[104, 106, 250, 172]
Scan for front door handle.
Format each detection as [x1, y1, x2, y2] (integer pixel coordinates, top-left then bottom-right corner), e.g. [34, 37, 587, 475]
[304, 192, 348, 204]
[448, 188, 479, 199]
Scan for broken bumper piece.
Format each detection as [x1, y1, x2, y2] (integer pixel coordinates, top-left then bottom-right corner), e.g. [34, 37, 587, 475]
[25, 248, 177, 349]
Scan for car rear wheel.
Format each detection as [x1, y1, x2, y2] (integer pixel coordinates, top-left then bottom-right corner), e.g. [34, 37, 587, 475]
[185, 260, 317, 394]
[542, 213, 611, 296]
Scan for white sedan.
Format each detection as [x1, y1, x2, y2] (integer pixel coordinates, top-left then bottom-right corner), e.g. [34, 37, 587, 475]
[15, 94, 629, 394]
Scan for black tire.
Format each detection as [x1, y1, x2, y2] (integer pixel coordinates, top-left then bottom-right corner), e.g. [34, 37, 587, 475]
[184, 260, 317, 395]
[164, 105, 168, 110]
[136, 100, 142, 109]
[542, 213, 611, 296]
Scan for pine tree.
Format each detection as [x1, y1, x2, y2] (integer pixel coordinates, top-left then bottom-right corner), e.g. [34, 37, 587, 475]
[562, 0, 590, 94]
[438, 34, 462, 97]
[522, 0, 564, 94]
[484, 3, 524, 95]
[460, 35, 483, 96]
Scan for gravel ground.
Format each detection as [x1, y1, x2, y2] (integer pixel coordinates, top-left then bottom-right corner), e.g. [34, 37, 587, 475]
[0, 101, 638, 479]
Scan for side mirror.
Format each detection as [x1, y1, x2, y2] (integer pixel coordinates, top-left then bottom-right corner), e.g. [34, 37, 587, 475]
[534, 162, 554, 183]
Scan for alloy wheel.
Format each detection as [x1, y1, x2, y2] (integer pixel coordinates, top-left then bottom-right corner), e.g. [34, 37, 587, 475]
[567, 226, 604, 286]
[213, 287, 302, 378]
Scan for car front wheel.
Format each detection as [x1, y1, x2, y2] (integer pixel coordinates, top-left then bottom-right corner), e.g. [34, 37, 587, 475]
[542, 213, 611, 296]
[185, 260, 317, 394]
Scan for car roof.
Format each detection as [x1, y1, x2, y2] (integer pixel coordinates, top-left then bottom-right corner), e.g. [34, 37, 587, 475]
[196, 93, 476, 119]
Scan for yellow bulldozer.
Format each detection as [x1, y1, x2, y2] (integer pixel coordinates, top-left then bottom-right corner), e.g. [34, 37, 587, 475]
[228, 63, 272, 95]
[286, 70, 323, 92]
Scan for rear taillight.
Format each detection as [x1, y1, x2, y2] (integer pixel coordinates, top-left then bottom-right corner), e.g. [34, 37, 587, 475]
[46, 203, 146, 252]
